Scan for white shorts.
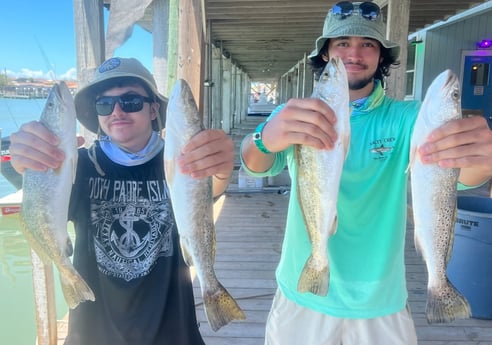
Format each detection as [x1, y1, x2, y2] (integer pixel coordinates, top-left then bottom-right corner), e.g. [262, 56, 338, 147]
[264, 289, 418, 345]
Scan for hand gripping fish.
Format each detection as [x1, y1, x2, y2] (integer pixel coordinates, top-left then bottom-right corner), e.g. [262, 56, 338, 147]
[409, 70, 471, 323]
[19, 82, 95, 345]
[295, 57, 350, 296]
[164, 79, 245, 331]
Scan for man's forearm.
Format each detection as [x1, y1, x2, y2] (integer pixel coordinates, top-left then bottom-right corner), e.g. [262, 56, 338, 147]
[241, 135, 275, 173]
[459, 167, 492, 188]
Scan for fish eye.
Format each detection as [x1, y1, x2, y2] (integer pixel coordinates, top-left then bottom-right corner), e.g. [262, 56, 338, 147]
[451, 89, 460, 100]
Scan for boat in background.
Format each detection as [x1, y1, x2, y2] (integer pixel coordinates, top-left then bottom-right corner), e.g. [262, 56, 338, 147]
[0, 190, 22, 215]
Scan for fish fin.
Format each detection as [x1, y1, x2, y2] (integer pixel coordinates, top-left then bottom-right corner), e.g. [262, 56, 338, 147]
[65, 236, 74, 257]
[180, 242, 194, 267]
[406, 145, 418, 173]
[294, 145, 311, 241]
[164, 158, 175, 186]
[343, 133, 350, 160]
[426, 279, 471, 324]
[213, 194, 226, 224]
[414, 233, 423, 257]
[331, 215, 338, 236]
[445, 206, 458, 265]
[297, 255, 329, 296]
[58, 261, 95, 309]
[71, 155, 77, 184]
[203, 283, 246, 331]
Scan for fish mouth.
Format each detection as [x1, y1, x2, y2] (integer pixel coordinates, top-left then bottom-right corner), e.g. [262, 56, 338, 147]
[53, 82, 71, 103]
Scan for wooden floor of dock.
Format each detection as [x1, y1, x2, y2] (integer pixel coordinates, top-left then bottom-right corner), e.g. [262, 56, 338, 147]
[197, 185, 492, 345]
[194, 116, 492, 344]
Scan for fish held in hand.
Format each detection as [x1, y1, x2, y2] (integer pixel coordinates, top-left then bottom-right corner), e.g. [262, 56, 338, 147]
[164, 79, 245, 331]
[20, 81, 95, 309]
[409, 69, 471, 324]
[20, 82, 95, 309]
[295, 57, 350, 296]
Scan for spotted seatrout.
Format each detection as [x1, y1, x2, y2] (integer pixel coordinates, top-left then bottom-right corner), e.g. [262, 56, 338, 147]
[20, 82, 95, 345]
[295, 57, 350, 296]
[409, 70, 471, 323]
[164, 79, 245, 331]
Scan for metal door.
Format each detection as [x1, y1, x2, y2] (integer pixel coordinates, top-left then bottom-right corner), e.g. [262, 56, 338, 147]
[461, 52, 492, 128]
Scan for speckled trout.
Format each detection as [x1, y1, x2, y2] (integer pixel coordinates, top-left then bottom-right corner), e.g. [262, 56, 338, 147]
[20, 82, 95, 344]
[295, 57, 350, 296]
[409, 70, 471, 323]
[164, 79, 245, 331]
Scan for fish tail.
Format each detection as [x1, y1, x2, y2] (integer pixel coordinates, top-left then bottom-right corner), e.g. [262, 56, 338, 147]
[203, 284, 246, 331]
[59, 269, 95, 309]
[426, 279, 471, 324]
[297, 255, 329, 296]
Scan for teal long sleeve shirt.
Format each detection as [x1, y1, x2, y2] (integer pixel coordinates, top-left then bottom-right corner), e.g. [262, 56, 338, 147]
[242, 80, 421, 318]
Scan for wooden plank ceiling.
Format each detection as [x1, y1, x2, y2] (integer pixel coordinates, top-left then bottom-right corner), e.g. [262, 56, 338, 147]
[205, 0, 487, 81]
[128, 0, 488, 81]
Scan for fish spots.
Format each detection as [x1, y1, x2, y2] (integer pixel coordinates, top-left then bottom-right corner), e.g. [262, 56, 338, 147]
[164, 159, 175, 185]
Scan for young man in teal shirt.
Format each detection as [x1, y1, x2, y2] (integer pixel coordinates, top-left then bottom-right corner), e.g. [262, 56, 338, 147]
[241, 2, 492, 344]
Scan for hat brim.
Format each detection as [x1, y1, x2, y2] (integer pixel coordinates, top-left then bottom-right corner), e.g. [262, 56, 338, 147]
[74, 72, 168, 134]
[308, 34, 400, 62]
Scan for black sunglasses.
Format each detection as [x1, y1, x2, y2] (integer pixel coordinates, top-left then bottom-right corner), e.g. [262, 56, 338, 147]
[332, 1, 381, 21]
[95, 94, 154, 116]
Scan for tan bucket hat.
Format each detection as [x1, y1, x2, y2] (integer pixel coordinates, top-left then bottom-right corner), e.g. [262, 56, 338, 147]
[308, 1, 400, 62]
[74, 57, 168, 133]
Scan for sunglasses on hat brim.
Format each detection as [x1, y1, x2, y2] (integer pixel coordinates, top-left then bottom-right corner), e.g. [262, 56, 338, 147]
[332, 1, 381, 21]
[95, 94, 154, 116]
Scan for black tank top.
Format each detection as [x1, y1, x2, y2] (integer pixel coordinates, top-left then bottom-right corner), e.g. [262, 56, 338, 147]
[65, 142, 204, 345]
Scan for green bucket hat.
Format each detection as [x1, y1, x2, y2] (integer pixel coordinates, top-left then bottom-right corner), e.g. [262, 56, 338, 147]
[308, 1, 400, 62]
[74, 57, 168, 134]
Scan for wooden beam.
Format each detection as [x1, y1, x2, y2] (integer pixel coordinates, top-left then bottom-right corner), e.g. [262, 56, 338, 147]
[73, 0, 105, 86]
[73, 0, 105, 143]
[385, 0, 410, 100]
[152, 0, 170, 97]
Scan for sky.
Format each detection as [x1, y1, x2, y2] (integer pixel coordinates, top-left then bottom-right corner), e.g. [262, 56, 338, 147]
[0, 1, 154, 81]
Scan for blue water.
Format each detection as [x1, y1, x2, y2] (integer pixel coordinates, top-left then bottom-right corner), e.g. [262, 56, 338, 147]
[0, 98, 69, 345]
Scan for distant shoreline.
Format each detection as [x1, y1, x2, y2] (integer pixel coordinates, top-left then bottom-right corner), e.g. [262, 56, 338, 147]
[0, 94, 47, 99]
[1, 78, 78, 99]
